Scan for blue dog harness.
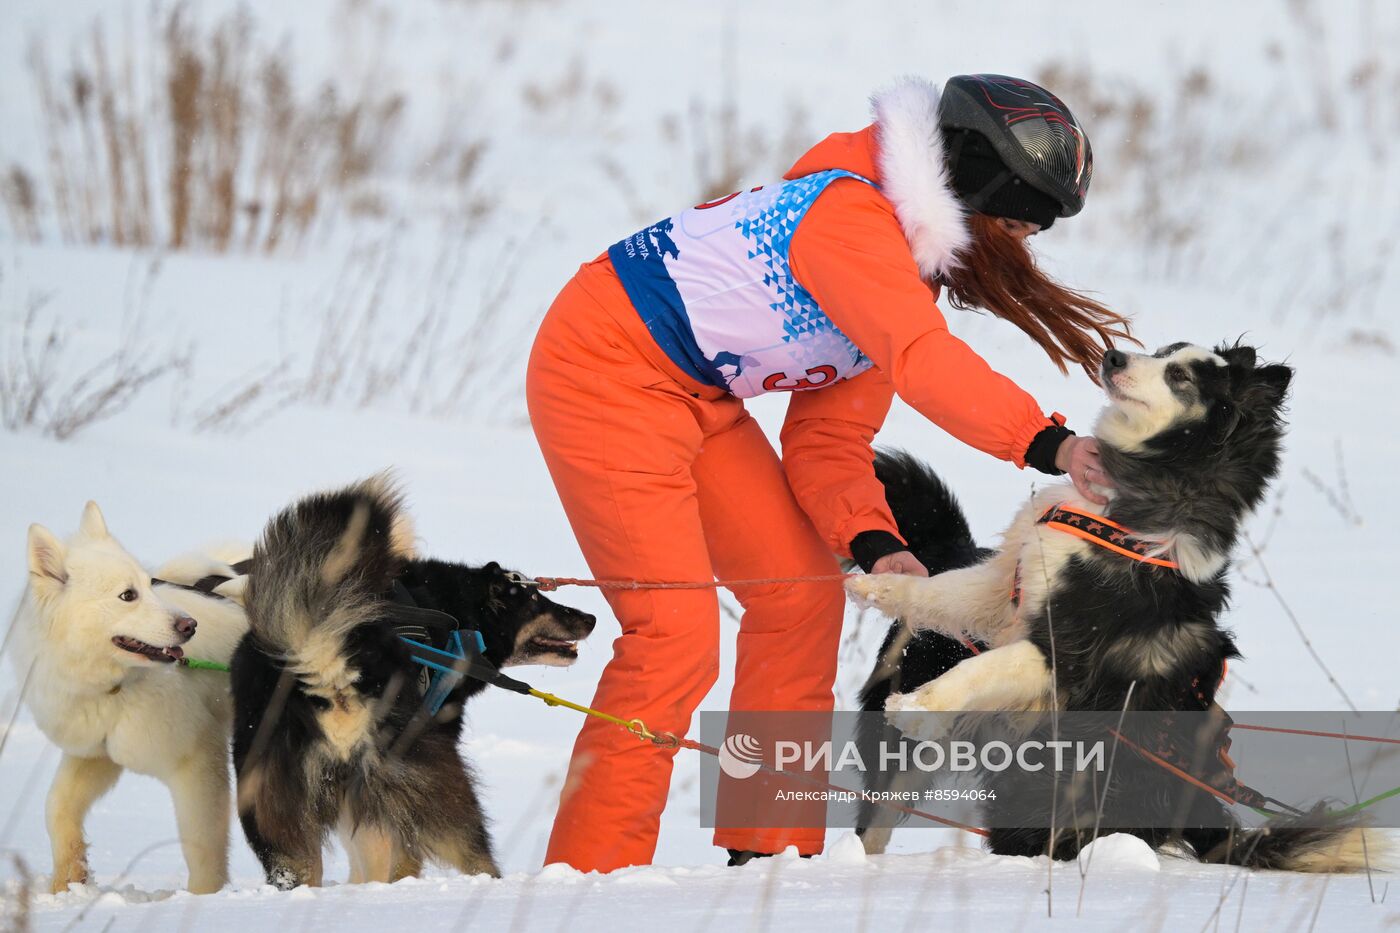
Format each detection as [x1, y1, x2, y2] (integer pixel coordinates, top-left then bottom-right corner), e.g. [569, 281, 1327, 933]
[399, 629, 485, 715]
[388, 581, 533, 715]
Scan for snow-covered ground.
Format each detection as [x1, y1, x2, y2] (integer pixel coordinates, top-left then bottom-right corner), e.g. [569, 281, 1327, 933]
[2, 1, 1398, 929]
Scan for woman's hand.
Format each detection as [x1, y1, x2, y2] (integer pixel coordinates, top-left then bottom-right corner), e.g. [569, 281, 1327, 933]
[869, 550, 929, 577]
[1055, 435, 1113, 505]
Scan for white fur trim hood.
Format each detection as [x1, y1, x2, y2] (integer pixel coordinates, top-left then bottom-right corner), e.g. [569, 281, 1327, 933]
[870, 77, 971, 280]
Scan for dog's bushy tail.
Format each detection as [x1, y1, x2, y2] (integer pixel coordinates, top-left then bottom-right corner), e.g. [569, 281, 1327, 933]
[860, 452, 989, 715]
[245, 474, 414, 692]
[856, 453, 992, 852]
[857, 450, 987, 708]
[1194, 813, 1387, 872]
[873, 450, 983, 575]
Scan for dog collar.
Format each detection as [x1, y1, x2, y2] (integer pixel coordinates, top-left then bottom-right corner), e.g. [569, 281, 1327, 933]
[1037, 504, 1180, 569]
[1010, 505, 1179, 609]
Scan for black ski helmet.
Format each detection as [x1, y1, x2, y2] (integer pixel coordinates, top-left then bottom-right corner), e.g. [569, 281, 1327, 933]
[938, 74, 1093, 226]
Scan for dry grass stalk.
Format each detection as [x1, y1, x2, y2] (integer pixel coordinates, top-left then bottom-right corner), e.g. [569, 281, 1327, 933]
[0, 167, 41, 243]
[660, 56, 809, 204]
[181, 359, 296, 434]
[0, 854, 34, 933]
[0, 276, 185, 441]
[269, 228, 528, 423]
[9, 4, 473, 253]
[599, 22, 808, 212]
[1034, 2, 1399, 293]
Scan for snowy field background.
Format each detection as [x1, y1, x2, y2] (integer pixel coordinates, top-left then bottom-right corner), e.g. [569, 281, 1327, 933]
[1, 0, 1398, 929]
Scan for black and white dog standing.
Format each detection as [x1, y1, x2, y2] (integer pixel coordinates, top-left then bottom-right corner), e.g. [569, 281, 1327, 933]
[849, 343, 1378, 871]
[231, 478, 595, 888]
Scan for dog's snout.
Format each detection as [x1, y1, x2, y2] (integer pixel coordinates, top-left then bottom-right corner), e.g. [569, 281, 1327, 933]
[173, 615, 197, 639]
[575, 611, 597, 635]
[1102, 348, 1128, 373]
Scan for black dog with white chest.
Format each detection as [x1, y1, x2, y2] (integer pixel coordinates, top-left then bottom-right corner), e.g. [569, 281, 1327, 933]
[850, 343, 1377, 871]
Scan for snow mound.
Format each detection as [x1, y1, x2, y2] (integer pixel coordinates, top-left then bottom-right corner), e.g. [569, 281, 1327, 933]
[822, 832, 868, 865]
[1076, 834, 1161, 872]
[611, 867, 681, 887]
[535, 862, 585, 882]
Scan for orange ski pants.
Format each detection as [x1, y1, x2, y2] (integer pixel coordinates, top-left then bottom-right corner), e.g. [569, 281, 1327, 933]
[526, 257, 845, 872]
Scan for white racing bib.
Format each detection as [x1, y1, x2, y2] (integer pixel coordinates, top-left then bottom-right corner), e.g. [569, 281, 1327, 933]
[608, 170, 876, 398]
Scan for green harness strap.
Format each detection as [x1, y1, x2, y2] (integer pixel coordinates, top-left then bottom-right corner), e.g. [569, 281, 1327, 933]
[180, 657, 231, 673]
[1329, 784, 1400, 817]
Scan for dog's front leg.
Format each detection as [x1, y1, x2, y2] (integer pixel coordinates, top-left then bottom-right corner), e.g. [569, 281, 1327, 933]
[389, 841, 423, 883]
[846, 557, 1016, 645]
[339, 808, 393, 884]
[166, 759, 231, 894]
[888, 641, 1054, 715]
[46, 754, 122, 893]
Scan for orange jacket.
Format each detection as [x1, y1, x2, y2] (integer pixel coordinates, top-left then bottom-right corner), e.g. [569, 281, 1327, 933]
[780, 101, 1065, 559]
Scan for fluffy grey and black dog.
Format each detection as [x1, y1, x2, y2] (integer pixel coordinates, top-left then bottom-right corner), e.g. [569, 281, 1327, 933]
[231, 477, 595, 889]
[850, 343, 1379, 871]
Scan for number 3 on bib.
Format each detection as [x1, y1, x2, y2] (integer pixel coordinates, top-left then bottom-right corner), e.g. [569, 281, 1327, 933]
[761, 365, 839, 392]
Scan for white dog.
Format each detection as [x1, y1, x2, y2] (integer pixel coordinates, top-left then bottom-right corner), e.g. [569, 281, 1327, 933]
[14, 503, 249, 894]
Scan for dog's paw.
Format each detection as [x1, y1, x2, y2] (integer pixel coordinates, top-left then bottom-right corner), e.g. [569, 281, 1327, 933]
[884, 675, 963, 739]
[843, 573, 877, 606]
[48, 860, 90, 895]
[886, 679, 959, 714]
[884, 687, 954, 743]
[884, 689, 921, 714]
[845, 573, 908, 614]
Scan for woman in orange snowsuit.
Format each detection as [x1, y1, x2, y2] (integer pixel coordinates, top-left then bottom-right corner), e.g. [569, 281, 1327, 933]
[527, 75, 1131, 872]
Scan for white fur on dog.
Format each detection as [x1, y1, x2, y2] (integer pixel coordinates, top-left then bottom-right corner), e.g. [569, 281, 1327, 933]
[847, 482, 1091, 654]
[889, 640, 1055, 718]
[1094, 346, 1225, 455]
[15, 503, 249, 894]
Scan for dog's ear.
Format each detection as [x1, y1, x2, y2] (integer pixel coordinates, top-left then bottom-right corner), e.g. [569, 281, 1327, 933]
[1217, 344, 1257, 371]
[1257, 363, 1293, 404]
[1222, 362, 1293, 439]
[78, 501, 110, 540]
[27, 524, 68, 593]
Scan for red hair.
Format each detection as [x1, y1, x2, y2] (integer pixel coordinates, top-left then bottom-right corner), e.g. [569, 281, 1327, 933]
[944, 213, 1135, 380]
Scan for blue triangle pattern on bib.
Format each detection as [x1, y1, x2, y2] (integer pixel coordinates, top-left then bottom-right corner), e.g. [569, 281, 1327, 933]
[736, 169, 865, 344]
